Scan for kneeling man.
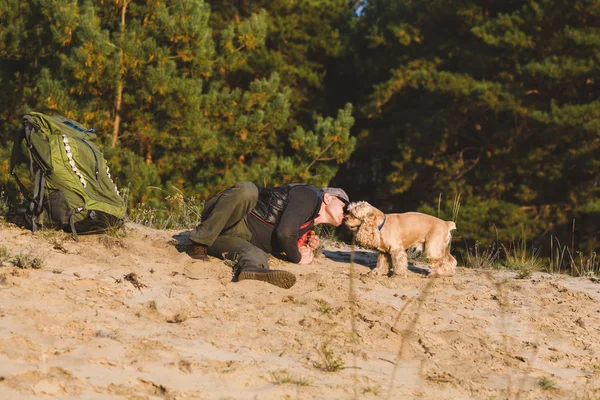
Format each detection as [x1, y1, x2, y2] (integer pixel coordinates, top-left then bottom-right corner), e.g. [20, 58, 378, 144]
[186, 182, 349, 289]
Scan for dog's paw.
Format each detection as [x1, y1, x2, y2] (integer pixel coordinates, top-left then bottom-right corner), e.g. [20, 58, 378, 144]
[429, 266, 455, 278]
[389, 272, 408, 279]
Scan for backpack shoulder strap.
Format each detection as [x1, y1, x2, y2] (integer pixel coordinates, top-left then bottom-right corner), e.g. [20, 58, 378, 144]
[9, 130, 33, 202]
[10, 120, 51, 232]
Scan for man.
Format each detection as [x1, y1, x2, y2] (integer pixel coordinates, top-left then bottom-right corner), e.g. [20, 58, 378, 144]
[186, 182, 349, 289]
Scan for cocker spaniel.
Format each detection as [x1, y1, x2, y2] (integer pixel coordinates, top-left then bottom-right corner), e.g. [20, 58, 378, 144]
[345, 201, 457, 277]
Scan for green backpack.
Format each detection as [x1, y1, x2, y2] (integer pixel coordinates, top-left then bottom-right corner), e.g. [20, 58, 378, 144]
[10, 112, 126, 240]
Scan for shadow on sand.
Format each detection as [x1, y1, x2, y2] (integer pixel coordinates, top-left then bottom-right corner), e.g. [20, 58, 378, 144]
[171, 231, 192, 253]
[322, 249, 430, 276]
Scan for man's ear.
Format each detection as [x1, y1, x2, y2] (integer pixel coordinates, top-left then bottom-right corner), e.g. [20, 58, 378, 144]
[322, 193, 333, 205]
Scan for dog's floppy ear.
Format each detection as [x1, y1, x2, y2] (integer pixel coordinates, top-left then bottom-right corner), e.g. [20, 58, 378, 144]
[364, 210, 378, 225]
[354, 202, 385, 228]
[371, 207, 386, 228]
[352, 201, 382, 249]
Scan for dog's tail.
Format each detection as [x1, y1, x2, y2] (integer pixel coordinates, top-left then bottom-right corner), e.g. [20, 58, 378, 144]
[446, 221, 456, 231]
[445, 221, 457, 248]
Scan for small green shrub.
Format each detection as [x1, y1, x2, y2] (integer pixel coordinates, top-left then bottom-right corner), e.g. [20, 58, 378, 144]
[0, 191, 8, 219]
[463, 242, 500, 269]
[128, 187, 204, 230]
[363, 384, 382, 395]
[515, 268, 533, 279]
[14, 253, 44, 269]
[314, 342, 345, 372]
[538, 376, 556, 390]
[315, 299, 332, 314]
[0, 245, 10, 261]
[502, 239, 544, 273]
[98, 219, 127, 248]
[269, 369, 310, 386]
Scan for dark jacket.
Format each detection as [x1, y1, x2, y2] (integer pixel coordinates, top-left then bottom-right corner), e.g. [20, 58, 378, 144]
[248, 184, 323, 262]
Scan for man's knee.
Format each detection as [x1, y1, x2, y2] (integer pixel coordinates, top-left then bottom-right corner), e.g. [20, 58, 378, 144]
[209, 236, 269, 268]
[232, 181, 258, 204]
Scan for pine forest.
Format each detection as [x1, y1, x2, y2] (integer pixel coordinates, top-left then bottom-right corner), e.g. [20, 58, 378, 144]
[0, 0, 598, 260]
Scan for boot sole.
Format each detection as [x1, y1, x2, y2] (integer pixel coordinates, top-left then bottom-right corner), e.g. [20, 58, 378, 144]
[238, 270, 296, 289]
[186, 249, 209, 261]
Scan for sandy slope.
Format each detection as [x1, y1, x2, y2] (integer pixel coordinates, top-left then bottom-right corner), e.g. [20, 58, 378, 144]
[0, 222, 599, 400]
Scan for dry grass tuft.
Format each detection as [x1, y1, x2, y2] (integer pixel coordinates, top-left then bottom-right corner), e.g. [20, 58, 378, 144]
[122, 273, 148, 292]
[0, 190, 8, 220]
[463, 242, 500, 269]
[549, 236, 599, 277]
[363, 384, 382, 395]
[38, 230, 71, 253]
[315, 299, 332, 314]
[281, 295, 307, 305]
[178, 359, 193, 373]
[314, 342, 345, 372]
[502, 238, 544, 274]
[538, 376, 556, 390]
[98, 220, 127, 249]
[167, 313, 189, 324]
[269, 369, 310, 386]
[128, 187, 203, 230]
[14, 252, 44, 269]
[0, 245, 10, 261]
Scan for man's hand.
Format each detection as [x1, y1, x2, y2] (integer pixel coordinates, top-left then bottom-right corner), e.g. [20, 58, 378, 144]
[297, 245, 315, 265]
[306, 231, 320, 250]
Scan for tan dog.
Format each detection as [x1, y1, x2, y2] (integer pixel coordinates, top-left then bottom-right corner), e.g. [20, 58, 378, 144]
[345, 201, 457, 277]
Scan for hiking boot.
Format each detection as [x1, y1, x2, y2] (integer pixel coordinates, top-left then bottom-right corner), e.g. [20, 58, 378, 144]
[186, 241, 209, 261]
[237, 266, 296, 289]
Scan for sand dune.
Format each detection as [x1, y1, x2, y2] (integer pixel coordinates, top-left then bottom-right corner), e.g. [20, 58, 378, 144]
[0, 222, 599, 399]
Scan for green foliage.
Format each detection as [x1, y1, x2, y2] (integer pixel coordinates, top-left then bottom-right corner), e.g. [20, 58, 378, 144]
[128, 187, 203, 230]
[338, 0, 599, 255]
[103, 146, 162, 209]
[0, 0, 597, 258]
[288, 103, 356, 185]
[420, 196, 548, 249]
[0, 0, 355, 215]
[207, 0, 353, 112]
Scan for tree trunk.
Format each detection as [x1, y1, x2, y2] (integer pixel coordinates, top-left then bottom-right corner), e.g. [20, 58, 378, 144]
[111, 0, 129, 148]
[145, 140, 152, 164]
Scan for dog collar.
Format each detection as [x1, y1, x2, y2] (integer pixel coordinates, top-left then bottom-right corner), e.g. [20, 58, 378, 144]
[378, 215, 386, 231]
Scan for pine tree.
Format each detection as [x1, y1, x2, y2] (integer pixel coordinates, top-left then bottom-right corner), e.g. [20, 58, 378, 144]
[340, 0, 599, 251]
[206, 0, 354, 115]
[0, 0, 356, 207]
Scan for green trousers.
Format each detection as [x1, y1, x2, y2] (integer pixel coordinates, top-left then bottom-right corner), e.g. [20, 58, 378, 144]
[189, 182, 270, 269]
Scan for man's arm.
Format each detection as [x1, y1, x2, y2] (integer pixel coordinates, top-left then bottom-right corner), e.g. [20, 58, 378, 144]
[274, 186, 320, 263]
